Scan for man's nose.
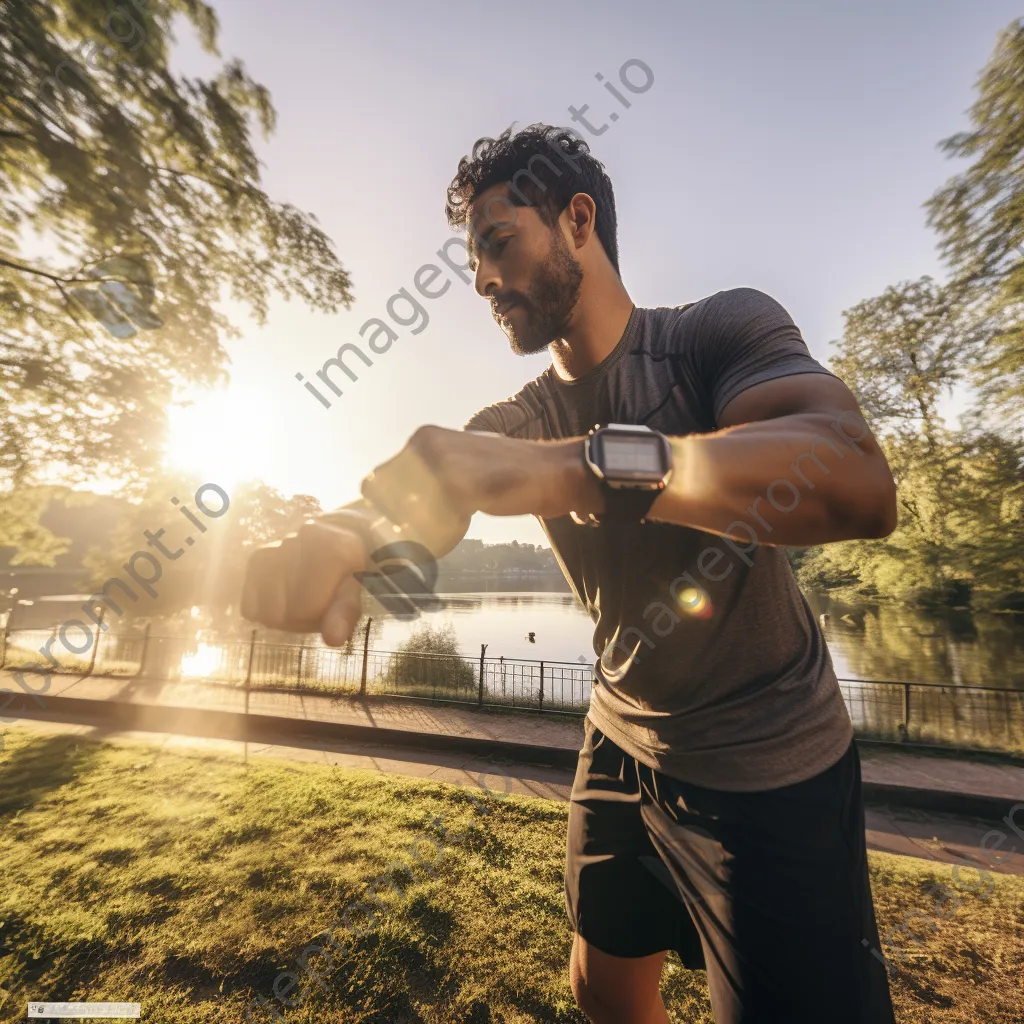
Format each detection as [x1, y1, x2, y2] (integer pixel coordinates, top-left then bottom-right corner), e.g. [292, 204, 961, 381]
[474, 256, 500, 299]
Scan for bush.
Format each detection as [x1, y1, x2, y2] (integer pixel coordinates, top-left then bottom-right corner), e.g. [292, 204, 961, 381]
[388, 623, 476, 693]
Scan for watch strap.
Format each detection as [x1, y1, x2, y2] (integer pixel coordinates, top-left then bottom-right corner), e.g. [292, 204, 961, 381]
[577, 426, 672, 527]
[599, 483, 662, 525]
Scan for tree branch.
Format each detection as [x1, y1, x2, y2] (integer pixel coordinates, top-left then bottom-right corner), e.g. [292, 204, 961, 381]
[55, 279, 95, 338]
[146, 162, 264, 202]
[0, 256, 72, 283]
[0, 255, 114, 285]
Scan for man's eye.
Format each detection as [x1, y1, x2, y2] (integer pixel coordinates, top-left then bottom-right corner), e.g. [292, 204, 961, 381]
[495, 236, 510, 255]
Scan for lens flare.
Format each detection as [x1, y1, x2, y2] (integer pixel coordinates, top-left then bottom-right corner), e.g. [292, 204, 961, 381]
[677, 587, 713, 619]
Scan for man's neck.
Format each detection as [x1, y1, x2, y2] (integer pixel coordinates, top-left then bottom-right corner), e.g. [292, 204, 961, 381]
[549, 273, 635, 382]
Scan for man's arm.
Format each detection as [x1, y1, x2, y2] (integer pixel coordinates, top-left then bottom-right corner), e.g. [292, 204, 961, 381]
[648, 371, 898, 545]
[241, 372, 895, 648]
[362, 372, 896, 549]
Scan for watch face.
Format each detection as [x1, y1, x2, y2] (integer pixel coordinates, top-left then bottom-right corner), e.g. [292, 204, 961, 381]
[598, 432, 668, 479]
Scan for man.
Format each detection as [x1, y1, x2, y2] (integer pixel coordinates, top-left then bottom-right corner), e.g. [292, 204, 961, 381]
[242, 123, 898, 1023]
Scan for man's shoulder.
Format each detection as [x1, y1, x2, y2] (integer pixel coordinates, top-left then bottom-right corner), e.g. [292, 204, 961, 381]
[642, 288, 795, 353]
[705, 287, 793, 322]
[463, 371, 554, 438]
[647, 288, 786, 326]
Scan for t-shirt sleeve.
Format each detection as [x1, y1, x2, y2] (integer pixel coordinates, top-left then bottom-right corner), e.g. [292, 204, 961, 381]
[462, 387, 544, 437]
[690, 287, 838, 424]
[463, 405, 506, 434]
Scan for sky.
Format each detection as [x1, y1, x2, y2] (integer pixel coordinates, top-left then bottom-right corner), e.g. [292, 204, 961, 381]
[163, 0, 1020, 546]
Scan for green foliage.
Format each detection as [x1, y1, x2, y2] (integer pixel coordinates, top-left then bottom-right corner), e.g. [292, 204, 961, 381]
[439, 538, 560, 574]
[394, 622, 461, 656]
[828, 277, 979, 444]
[0, 0, 353, 496]
[390, 622, 476, 691]
[80, 476, 322, 629]
[926, 17, 1024, 420]
[799, 279, 1024, 608]
[0, 484, 72, 566]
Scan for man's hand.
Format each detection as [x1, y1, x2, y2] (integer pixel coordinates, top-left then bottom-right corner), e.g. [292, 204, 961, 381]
[241, 519, 368, 647]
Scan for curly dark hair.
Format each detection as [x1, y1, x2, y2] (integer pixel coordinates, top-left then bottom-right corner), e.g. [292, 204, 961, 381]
[445, 123, 620, 275]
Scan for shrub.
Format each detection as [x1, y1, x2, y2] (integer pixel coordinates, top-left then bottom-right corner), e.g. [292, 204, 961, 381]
[388, 623, 475, 693]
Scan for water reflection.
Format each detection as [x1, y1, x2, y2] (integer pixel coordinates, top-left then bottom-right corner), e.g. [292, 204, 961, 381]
[385, 590, 1024, 687]
[807, 594, 1024, 688]
[170, 588, 1024, 689]
[373, 591, 593, 662]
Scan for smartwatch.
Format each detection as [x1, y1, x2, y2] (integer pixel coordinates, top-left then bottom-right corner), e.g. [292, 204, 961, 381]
[572, 423, 674, 526]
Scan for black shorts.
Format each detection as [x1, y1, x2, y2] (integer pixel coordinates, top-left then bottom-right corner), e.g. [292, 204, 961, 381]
[564, 718, 896, 1023]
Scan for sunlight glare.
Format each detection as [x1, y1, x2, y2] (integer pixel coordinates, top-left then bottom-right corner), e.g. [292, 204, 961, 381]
[166, 385, 267, 490]
[180, 642, 224, 679]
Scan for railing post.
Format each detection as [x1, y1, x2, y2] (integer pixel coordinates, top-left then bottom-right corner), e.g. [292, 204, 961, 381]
[539, 660, 545, 712]
[902, 683, 911, 741]
[244, 628, 257, 685]
[86, 606, 105, 676]
[244, 622, 258, 679]
[134, 623, 151, 679]
[478, 643, 488, 707]
[359, 617, 372, 698]
[244, 628, 257, 717]
[297, 644, 304, 685]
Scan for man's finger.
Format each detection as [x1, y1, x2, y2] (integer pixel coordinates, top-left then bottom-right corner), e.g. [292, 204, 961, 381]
[321, 575, 364, 648]
[285, 521, 366, 625]
[241, 540, 286, 626]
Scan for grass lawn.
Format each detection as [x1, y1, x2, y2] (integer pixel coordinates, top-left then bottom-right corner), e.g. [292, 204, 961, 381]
[0, 727, 1021, 1023]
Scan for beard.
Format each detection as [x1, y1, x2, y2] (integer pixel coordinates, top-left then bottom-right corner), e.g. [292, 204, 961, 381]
[493, 230, 584, 355]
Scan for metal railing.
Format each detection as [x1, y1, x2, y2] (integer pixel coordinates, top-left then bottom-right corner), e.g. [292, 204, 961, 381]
[836, 677, 1023, 754]
[2, 624, 1022, 755]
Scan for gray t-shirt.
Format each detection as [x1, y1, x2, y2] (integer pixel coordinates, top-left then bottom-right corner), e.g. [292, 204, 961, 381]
[464, 287, 853, 792]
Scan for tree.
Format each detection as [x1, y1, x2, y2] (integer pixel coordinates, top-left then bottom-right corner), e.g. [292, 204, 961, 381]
[798, 22, 1024, 609]
[941, 425, 1024, 607]
[830, 278, 977, 596]
[926, 17, 1024, 421]
[0, 484, 72, 567]
[0, 0, 353, 496]
[81, 476, 323, 630]
[796, 278, 1023, 607]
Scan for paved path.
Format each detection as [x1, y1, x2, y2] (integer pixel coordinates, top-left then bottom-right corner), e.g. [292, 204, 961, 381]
[18, 671, 1023, 801]
[6, 714, 1023, 877]
[42, 673, 590, 748]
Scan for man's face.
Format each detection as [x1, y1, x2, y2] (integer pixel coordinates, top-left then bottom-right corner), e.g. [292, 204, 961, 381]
[468, 183, 584, 355]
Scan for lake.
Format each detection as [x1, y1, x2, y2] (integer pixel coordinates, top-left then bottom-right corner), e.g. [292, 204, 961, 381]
[368, 583, 1024, 689]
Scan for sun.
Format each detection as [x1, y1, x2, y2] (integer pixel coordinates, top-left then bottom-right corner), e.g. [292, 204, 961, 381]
[165, 384, 266, 491]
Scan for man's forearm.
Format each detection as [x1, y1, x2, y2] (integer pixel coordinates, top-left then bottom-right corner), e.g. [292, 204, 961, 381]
[368, 410, 896, 551]
[527, 413, 895, 546]
[648, 412, 897, 545]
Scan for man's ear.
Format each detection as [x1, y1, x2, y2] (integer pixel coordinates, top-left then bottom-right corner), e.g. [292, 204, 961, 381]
[565, 193, 597, 250]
